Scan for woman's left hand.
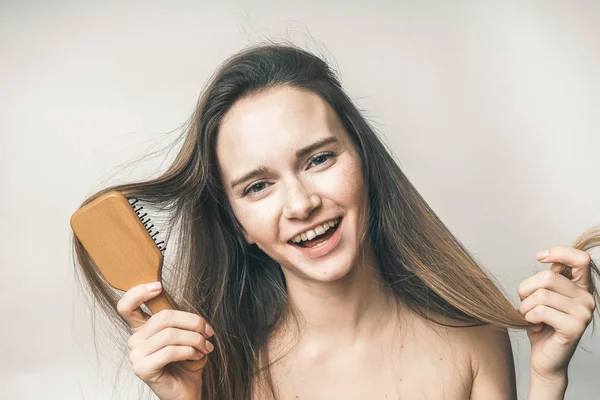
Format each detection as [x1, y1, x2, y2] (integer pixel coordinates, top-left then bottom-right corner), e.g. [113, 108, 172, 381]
[518, 246, 596, 380]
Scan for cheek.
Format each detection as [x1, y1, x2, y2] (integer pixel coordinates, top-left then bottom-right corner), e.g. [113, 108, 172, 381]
[326, 159, 365, 206]
[332, 159, 369, 236]
[235, 204, 279, 243]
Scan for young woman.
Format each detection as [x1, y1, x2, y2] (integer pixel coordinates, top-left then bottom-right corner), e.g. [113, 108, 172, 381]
[73, 43, 599, 400]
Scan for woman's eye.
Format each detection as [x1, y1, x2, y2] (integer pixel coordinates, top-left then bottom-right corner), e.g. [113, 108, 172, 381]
[243, 182, 268, 196]
[309, 151, 335, 167]
[242, 152, 335, 197]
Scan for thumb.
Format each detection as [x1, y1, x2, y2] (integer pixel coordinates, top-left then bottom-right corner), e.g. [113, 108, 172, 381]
[538, 246, 592, 292]
[116, 281, 163, 331]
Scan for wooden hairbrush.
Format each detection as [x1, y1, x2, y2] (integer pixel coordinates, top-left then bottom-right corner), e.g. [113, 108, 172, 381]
[70, 191, 207, 371]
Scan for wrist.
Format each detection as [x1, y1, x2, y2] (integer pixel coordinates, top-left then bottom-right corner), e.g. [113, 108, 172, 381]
[528, 369, 568, 400]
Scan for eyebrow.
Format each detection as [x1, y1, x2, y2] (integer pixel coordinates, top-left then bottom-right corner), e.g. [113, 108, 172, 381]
[229, 136, 339, 190]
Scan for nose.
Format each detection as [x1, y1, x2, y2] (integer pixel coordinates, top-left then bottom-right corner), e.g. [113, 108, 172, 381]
[282, 180, 321, 220]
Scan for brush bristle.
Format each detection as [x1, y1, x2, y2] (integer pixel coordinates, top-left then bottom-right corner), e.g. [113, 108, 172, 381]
[128, 197, 166, 253]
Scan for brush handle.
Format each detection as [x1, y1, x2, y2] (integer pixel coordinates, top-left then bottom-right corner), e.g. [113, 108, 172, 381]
[145, 292, 208, 371]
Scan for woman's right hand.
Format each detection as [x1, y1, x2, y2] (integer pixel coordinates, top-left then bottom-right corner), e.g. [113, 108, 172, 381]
[116, 281, 214, 400]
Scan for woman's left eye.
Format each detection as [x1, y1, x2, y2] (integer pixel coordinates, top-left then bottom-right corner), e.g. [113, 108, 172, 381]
[309, 151, 335, 168]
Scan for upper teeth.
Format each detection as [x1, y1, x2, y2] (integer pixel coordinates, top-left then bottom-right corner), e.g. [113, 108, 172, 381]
[292, 218, 340, 243]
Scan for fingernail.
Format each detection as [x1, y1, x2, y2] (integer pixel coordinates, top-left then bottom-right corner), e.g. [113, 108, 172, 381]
[536, 250, 549, 260]
[206, 324, 214, 337]
[206, 341, 214, 352]
[197, 350, 205, 358]
[147, 281, 162, 292]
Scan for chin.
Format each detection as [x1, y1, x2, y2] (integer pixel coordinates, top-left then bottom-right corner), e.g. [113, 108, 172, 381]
[294, 250, 358, 283]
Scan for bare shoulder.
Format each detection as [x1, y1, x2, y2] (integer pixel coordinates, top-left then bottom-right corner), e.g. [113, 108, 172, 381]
[459, 324, 517, 400]
[408, 311, 517, 400]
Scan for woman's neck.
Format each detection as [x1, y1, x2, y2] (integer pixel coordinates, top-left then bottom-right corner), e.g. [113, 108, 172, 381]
[280, 245, 399, 346]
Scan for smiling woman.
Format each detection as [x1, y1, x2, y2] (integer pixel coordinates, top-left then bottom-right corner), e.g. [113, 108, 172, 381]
[71, 43, 600, 400]
[217, 87, 369, 275]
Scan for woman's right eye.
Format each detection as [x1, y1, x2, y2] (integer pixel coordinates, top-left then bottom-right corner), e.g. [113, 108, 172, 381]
[243, 182, 268, 196]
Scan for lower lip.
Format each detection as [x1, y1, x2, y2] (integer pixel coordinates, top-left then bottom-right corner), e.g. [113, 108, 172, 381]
[291, 218, 343, 259]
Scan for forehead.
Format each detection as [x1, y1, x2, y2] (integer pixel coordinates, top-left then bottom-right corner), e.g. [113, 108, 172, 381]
[216, 86, 347, 178]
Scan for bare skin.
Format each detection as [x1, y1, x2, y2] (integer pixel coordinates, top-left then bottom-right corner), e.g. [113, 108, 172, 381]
[114, 73, 595, 400]
[116, 282, 215, 400]
[259, 308, 477, 400]
[216, 86, 514, 400]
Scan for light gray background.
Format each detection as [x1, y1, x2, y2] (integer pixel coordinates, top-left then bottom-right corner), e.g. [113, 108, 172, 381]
[1, 1, 599, 399]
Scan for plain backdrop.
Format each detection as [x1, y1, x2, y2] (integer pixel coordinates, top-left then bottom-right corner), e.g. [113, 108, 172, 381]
[1, 1, 599, 399]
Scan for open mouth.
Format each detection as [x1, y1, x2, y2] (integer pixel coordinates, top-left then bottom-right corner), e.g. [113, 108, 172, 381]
[288, 218, 342, 248]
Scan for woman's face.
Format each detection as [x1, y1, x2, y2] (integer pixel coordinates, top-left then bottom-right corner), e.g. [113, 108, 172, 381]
[216, 86, 369, 283]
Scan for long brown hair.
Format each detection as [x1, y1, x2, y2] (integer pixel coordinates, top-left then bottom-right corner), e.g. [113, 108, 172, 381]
[72, 42, 600, 399]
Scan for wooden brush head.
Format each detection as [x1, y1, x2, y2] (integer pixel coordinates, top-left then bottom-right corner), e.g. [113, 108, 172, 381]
[70, 191, 163, 291]
[70, 191, 207, 371]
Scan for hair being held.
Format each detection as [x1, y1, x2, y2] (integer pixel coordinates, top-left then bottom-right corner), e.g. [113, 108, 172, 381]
[72, 42, 600, 399]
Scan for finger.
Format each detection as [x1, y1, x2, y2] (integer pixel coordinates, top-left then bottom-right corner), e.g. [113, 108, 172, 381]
[138, 309, 214, 341]
[117, 282, 163, 330]
[550, 262, 568, 274]
[537, 246, 592, 290]
[518, 270, 581, 301]
[519, 288, 592, 321]
[523, 305, 587, 339]
[529, 323, 544, 333]
[138, 327, 215, 357]
[550, 262, 573, 280]
[132, 345, 204, 381]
